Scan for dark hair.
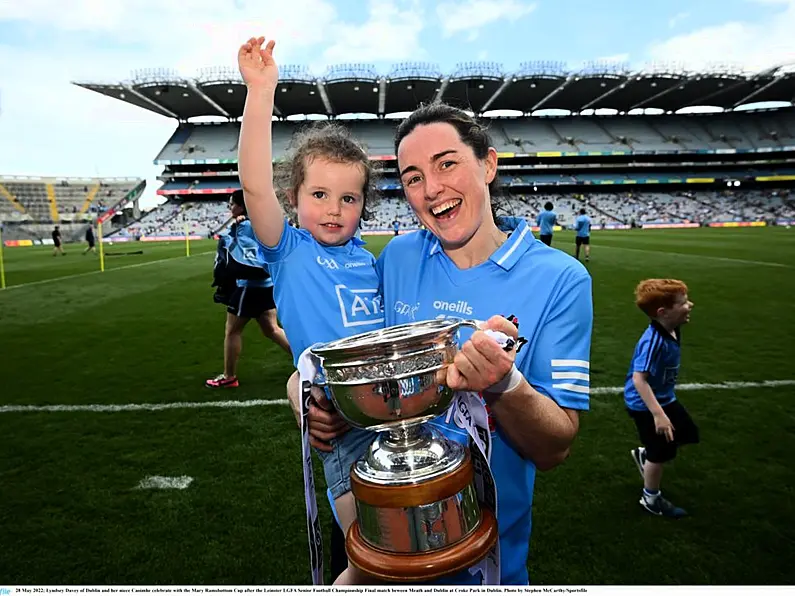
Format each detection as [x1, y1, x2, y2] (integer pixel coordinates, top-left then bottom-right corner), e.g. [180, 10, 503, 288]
[544, 202, 554, 211]
[230, 189, 247, 215]
[275, 121, 380, 220]
[579, 207, 586, 215]
[394, 103, 503, 211]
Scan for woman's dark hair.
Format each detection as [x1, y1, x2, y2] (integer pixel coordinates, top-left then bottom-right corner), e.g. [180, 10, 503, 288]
[274, 121, 380, 221]
[230, 189, 247, 215]
[394, 102, 503, 218]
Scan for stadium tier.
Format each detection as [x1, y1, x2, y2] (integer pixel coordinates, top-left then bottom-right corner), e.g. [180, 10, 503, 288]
[68, 61, 795, 236]
[0, 176, 145, 244]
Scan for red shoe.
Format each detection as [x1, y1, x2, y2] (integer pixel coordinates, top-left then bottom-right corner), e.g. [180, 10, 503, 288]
[205, 374, 239, 388]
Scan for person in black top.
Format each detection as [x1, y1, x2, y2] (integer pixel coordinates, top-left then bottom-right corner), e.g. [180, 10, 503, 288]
[83, 225, 96, 255]
[52, 226, 65, 256]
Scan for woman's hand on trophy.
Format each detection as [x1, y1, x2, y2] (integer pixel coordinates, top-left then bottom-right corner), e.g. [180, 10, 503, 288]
[307, 385, 350, 452]
[447, 315, 519, 393]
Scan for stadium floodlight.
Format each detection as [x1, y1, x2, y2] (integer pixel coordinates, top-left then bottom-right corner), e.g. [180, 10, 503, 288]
[279, 65, 316, 83]
[516, 61, 568, 77]
[450, 62, 505, 81]
[196, 67, 243, 84]
[387, 62, 443, 82]
[131, 68, 183, 84]
[324, 63, 379, 83]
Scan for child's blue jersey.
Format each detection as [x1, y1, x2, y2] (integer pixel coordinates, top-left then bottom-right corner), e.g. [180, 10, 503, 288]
[536, 210, 557, 235]
[376, 219, 592, 585]
[574, 215, 591, 238]
[257, 220, 384, 366]
[624, 321, 681, 411]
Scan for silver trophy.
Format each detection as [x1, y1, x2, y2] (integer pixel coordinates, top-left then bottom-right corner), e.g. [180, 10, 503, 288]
[310, 318, 499, 582]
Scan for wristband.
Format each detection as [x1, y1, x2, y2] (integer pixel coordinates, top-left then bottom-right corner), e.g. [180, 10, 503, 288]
[486, 363, 524, 395]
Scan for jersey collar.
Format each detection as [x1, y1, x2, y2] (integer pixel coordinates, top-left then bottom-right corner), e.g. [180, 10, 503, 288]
[427, 218, 534, 271]
[651, 320, 681, 344]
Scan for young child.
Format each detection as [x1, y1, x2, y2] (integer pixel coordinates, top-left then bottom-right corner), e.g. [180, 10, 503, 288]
[624, 279, 699, 518]
[237, 36, 384, 583]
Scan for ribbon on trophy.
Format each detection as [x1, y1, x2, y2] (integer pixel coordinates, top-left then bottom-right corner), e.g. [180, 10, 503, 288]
[297, 347, 325, 585]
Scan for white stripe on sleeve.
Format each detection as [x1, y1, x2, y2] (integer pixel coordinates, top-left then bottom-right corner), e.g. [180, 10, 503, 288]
[552, 382, 590, 395]
[551, 359, 590, 369]
[552, 371, 590, 381]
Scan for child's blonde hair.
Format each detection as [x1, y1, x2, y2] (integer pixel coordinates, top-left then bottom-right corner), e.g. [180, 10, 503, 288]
[274, 121, 380, 221]
[635, 279, 688, 318]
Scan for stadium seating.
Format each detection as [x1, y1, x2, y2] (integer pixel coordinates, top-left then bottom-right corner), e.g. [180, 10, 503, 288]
[0, 177, 143, 224]
[113, 189, 793, 240]
[153, 110, 795, 163]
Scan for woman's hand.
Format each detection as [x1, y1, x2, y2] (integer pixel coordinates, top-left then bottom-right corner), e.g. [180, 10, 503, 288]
[305, 385, 350, 452]
[238, 36, 278, 89]
[446, 315, 518, 393]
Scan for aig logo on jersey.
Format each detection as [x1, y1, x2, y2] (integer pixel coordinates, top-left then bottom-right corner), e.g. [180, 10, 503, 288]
[335, 284, 384, 328]
[434, 299, 473, 316]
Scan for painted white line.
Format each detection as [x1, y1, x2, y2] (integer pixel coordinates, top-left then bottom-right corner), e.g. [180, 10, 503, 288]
[597, 244, 792, 269]
[1, 380, 793, 414]
[137, 475, 194, 490]
[590, 379, 795, 395]
[0, 398, 290, 413]
[2, 250, 214, 291]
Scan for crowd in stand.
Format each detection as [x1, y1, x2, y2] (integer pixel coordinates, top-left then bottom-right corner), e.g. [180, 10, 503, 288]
[110, 189, 795, 239]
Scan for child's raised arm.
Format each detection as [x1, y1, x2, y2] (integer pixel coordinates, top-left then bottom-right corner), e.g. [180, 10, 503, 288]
[238, 36, 284, 248]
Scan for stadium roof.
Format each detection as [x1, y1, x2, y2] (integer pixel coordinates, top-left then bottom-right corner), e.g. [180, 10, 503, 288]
[73, 62, 795, 120]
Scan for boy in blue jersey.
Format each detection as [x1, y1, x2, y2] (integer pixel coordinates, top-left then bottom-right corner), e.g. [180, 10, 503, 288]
[237, 36, 383, 585]
[574, 208, 591, 262]
[536, 202, 557, 246]
[625, 279, 698, 518]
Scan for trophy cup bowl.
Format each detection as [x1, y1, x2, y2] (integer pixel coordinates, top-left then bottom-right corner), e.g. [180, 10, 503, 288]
[310, 319, 499, 582]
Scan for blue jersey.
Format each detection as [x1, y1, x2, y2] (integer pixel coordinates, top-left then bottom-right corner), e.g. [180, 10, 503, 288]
[623, 321, 681, 411]
[228, 221, 274, 289]
[376, 219, 592, 585]
[497, 216, 526, 233]
[574, 215, 591, 238]
[257, 221, 384, 366]
[536, 210, 557, 236]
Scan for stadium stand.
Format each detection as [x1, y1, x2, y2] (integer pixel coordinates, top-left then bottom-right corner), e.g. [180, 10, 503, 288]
[67, 61, 795, 237]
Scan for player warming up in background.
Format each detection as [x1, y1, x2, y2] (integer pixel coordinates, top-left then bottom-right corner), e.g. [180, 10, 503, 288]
[536, 201, 557, 246]
[624, 279, 699, 518]
[237, 35, 384, 585]
[83, 225, 97, 255]
[574, 208, 591, 262]
[207, 190, 291, 388]
[52, 226, 65, 256]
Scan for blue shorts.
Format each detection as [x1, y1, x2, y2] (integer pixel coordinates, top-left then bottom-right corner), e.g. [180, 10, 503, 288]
[316, 424, 375, 501]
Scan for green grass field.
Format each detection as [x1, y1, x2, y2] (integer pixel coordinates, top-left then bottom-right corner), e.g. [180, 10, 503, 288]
[1, 228, 794, 586]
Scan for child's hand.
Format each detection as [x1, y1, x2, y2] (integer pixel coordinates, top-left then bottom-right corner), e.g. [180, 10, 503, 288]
[654, 412, 675, 442]
[238, 36, 278, 89]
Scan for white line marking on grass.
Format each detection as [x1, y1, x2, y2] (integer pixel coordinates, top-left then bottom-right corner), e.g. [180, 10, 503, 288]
[0, 398, 290, 413]
[1, 380, 793, 414]
[590, 379, 795, 395]
[2, 250, 214, 291]
[137, 475, 193, 490]
[597, 244, 792, 268]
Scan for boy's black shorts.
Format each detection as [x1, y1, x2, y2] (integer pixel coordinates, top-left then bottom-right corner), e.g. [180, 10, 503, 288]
[226, 286, 276, 319]
[627, 400, 699, 463]
[539, 234, 552, 246]
[575, 236, 590, 246]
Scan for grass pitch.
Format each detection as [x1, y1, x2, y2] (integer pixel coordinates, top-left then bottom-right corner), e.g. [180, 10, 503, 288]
[0, 228, 793, 585]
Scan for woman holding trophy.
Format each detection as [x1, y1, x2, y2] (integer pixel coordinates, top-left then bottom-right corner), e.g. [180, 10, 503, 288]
[293, 102, 593, 586]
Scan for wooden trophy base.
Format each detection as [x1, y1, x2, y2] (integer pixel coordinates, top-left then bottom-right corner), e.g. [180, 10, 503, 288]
[346, 508, 498, 583]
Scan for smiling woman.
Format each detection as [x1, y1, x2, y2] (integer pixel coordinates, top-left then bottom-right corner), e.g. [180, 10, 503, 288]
[374, 103, 595, 585]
